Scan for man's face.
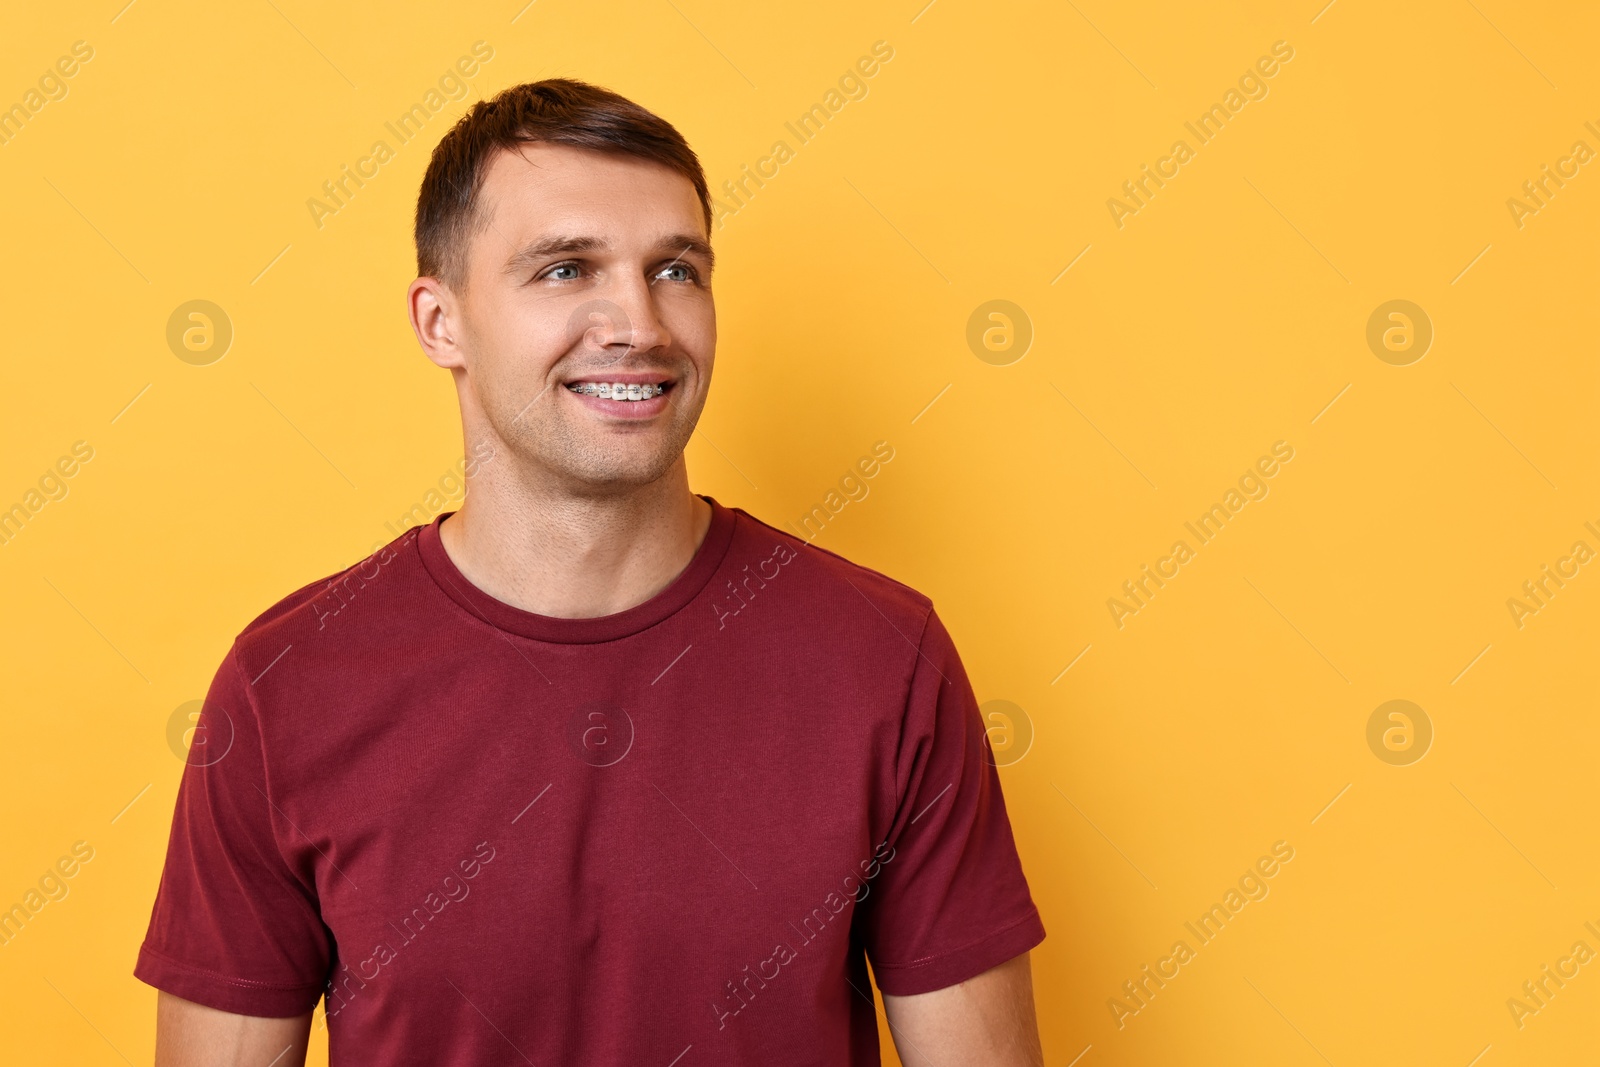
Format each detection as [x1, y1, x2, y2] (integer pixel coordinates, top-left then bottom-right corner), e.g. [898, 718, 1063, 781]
[446, 143, 715, 491]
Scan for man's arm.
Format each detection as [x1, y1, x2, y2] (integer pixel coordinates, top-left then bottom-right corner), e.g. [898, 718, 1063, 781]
[155, 992, 312, 1067]
[883, 953, 1043, 1067]
[881, 951, 1044, 1067]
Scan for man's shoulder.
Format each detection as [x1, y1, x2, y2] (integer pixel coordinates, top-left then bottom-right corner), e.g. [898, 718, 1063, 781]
[726, 504, 935, 636]
[228, 524, 427, 670]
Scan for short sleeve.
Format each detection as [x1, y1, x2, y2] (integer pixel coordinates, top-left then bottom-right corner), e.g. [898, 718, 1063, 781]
[858, 609, 1046, 996]
[134, 645, 332, 1016]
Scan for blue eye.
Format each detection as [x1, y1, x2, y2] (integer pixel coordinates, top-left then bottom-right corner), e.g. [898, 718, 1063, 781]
[656, 264, 695, 283]
[546, 263, 580, 281]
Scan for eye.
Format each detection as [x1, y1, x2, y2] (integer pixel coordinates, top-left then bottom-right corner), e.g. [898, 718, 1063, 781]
[539, 261, 582, 282]
[654, 263, 698, 284]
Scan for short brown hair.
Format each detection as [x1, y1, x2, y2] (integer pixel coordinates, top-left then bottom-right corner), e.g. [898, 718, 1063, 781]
[414, 78, 712, 290]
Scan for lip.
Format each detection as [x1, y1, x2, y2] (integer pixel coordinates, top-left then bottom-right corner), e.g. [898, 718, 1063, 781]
[565, 372, 673, 386]
[563, 378, 676, 421]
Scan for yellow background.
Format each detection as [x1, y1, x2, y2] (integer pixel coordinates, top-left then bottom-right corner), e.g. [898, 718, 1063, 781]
[2, 0, 1596, 1063]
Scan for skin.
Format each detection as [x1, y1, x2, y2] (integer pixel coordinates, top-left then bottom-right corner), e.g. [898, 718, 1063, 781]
[413, 141, 719, 620]
[155, 140, 1042, 1065]
[884, 952, 1045, 1066]
[154, 993, 308, 1067]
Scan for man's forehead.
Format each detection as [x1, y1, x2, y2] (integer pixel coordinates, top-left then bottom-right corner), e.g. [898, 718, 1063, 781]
[474, 144, 707, 260]
[482, 142, 696, 207]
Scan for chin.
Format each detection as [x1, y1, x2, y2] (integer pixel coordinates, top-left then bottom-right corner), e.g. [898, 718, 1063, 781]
[496, 418, 694, 491]
[555, 448, 684, 491]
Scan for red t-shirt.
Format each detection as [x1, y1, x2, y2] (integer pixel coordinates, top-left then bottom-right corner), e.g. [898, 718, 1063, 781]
[136, 496, 1044, 1065]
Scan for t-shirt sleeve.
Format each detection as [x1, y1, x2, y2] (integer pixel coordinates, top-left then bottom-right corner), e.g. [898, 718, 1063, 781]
[134, 644, 332, 1016]
[858, 608, 1046, 996]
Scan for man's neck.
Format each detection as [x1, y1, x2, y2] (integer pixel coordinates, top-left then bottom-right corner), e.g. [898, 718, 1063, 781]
[437, 464, 713, 620]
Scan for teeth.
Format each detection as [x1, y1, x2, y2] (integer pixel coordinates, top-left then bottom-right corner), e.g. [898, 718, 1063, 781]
[567, 382, 669, 401]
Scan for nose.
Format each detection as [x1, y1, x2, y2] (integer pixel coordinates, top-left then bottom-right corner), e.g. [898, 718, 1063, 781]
[575, 274, 671, 360]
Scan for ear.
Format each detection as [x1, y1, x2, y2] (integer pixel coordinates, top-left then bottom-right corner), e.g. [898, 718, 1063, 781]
[408, 276, 466, 370]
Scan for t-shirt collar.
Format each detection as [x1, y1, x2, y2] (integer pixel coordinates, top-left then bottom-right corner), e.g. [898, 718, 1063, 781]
[416, 494, 736, 644]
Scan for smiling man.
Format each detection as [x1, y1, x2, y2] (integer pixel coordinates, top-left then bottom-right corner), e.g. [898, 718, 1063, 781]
[136, 79, 1046, 1066]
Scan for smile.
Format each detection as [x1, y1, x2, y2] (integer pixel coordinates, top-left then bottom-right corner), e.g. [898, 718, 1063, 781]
[565, 381, 672, 402]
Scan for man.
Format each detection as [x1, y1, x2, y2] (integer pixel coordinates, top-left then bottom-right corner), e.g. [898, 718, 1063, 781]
[137, 78, 1046, 1065]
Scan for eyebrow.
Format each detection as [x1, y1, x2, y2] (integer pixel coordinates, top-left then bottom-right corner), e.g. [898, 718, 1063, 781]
[502, 232, 715, 276]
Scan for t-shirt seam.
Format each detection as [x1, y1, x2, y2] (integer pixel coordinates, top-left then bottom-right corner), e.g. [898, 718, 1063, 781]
[228, 642, 324, 908]
[415, 506, 738, 646]
[238, 528, 422, 643]
[417, 537, 556, 643]
[732, 506, 933, 611]
[884, 603, 939, 845]
[870, 906, 1042, 972]
[139, 941, 324, 993]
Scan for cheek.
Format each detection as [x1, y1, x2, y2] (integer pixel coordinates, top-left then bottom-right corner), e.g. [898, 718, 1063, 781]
[678, 295, 716, 358]
[473, 303, 568, 398]
[690, 317, 716, 375]
[667, 295, 716, 371]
